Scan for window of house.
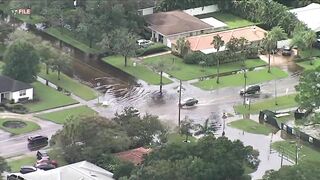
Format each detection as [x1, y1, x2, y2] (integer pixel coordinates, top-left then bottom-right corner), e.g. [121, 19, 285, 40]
[19, 90, 26, 96]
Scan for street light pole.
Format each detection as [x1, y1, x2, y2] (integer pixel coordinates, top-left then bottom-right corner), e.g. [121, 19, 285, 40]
[222, 113, 227, 136]
[178, 80, 182, 127]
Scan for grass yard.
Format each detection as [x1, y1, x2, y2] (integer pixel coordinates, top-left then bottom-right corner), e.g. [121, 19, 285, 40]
[0, 119, 40, 135]
[297, 58, 320, 70]
[45, 27, 99, 54]
[228, 119, 274, 135]
[234, 94, 298, 114]
[36, 106, 96, 124]
[196, 12, 255, 29]
[272, 140, 320, 164]
[15, 14, 45, 24]
[167, 133, 197, 144]
[8, 156, 37, 172]
[143, 54, 267, 81]
[103, 56, 173, 85]
[24, 82, 78, 113]
[39, 67, 98, 101]
[193, 67, 288, 90]
[300, 48, 320, 59]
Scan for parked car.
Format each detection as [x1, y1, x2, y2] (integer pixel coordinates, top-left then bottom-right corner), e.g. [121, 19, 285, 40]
[136, 39, 153, 48]
[28, 135, 48, 144]
[180, 98, 199, 107]
[282, 46, 292, 56]
[19, 166, 37, 174]
[7, 174, 26, 180]
[36, 150, 49, 160]
[240, 85, 261, 96]
[35, 163, 56, 171]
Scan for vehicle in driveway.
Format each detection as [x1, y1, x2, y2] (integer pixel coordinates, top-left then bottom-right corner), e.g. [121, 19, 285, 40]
[36, 150, 49, 160]
[28, 135, 48, 144]
[180, 98, 199, 107]
[137, 39, 153, 48]
[240, 85, 261, 96]
[282, 46, 292, 56]
[19, 166, 37, 174]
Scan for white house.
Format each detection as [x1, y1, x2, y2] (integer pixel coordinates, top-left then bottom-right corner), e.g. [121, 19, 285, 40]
[137, 0, 156, 16]
[290, 3, 320, 32]
[0, 75, 33, 103]
[7, 161, 114, 180]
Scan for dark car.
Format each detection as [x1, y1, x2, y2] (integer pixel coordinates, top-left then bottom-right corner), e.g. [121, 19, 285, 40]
[28, 135, 48, 144]
[240, 85, 261, 96]
[180, 98, 199, 107]
[19, 166, 37, 174]
[36, 150, 49, 160]
[35, 163, 56, 171]
[7, 174, 25, 180]
[282, 46, 292, 56]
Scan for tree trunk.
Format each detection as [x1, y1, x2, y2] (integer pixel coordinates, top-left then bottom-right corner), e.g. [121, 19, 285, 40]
[89, 38, 93, 48]
[185, 134, 189, 143]
[160, 71, 163, 95]
[216, 59, 220, 84]
[124, 56, 127, 67]
[58, 70, 61, 80]
[46, 64, 49, 74]
[268, 53, 271, 73]
[59, 40, 62, 48]
[310, 48, 313, 65]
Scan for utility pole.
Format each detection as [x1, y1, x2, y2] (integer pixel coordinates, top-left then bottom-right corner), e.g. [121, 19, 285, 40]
[281, 147, 284, 167]
[243, 68, 247, 106]
[178, 80, 182, 127]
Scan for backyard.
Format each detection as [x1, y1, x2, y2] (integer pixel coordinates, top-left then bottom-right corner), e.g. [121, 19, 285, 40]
[24, 82, 78, 112]
[36, 106, 97, 124]
[228, 119, 274, 135]
[143, 54, 267, 81]
[193, 67, 288, 90]
[196, 12, 255, 29]
[39, 67, 98, 101]
[103, 56, 173, 85]
[234, 94, 298, 114]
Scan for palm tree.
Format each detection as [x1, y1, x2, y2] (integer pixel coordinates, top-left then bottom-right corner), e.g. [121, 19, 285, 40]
[211, 35, 225, 84]
[303, 30, 317, 65]
[180, 116, 194, 143]
[262, 26, 287, 73]
[194, 118, 219, 136]
[153, 60, 169, 96]
[176, 37, 191, 57]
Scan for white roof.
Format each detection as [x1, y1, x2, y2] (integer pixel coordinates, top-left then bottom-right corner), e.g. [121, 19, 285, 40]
[290, 3, 320, 32]
[200, 46, 226, 54]
[13, 161, 114, 180]
[200, 17, 227, 29]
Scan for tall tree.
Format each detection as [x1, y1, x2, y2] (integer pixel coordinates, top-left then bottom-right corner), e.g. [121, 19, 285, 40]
[37, 41, 55, 74]
[50, 52, 70, 80]
[211, 35, 225, 84]
[176, 37, 191, 57]
[304, 30, 317, 65]
[99, 28, 138, 67]
[262, 26, 287, 73]
[180, 116, 194, 143]
[3, 40, 40, 83]
[194, 118, 219, 136]
[152, 60, 169, 96]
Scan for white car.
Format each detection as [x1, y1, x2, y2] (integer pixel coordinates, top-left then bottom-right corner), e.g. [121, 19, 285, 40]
[137, 39, 153, 48]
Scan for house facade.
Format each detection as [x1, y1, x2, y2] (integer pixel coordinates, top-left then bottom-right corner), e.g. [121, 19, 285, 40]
[137, 0, 156, 16]
[0, 75, 33, 103]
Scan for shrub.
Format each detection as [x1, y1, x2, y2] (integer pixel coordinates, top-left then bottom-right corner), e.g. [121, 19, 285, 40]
[183, 51, 208, 64]
[4, 103, 28, 114]
[136, 43, 168, 56]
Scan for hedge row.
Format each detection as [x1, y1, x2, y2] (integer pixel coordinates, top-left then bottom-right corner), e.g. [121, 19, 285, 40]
[136, 43, 168, 57]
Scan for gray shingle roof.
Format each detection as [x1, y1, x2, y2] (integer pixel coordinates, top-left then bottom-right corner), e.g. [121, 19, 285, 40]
[0, 75, 32, 93]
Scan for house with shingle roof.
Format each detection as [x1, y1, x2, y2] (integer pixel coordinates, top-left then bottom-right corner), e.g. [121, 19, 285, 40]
[0, 75, 33, 103]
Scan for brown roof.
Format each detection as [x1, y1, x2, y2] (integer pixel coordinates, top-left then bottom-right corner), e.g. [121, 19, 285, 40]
[173, 26, 267, 51]
[114, 147, 152, 165]
[144, 10, 213, 36]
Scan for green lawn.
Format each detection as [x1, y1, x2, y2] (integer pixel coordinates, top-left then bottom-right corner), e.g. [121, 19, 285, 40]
[8, 156, 36, 172]
[196, 12, 255, 29]
[300, 48, 320, 59]
[167, 133, 196, 144]
[272, 140, 320, 164]
[0, 61, 4, 74]
[24, 82, 78, 112]
[36, 106, 97, 124]
[143, 54, 267, 81]
[0, 119, 40, 135]
[234, 94, 298, 114]
[14, 14, 45, 24]
[39, 67, 98, 101]
[193, 67, 288, 90]
[45, 27, 99, 54]
[103, 56, 173, 85]
[297, 58, 320, 70]
[228, 119, 273, 135]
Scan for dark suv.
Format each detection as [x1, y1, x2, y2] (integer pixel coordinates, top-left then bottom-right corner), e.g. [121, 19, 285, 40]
[240, 85, 261, 96]
[28, 135, 48, 144]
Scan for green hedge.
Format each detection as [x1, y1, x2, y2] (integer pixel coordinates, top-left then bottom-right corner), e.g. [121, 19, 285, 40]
[136, 43, 168, 56]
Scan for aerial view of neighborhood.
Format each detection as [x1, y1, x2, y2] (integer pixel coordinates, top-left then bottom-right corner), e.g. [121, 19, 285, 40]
[1, 0, 320, 179]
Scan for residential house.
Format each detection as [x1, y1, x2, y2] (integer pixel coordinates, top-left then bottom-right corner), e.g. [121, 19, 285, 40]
[7, 161, 114, 180]
[144, 10, 227, 47]
[290, 3, 320, 33]
[172, 26, 267, 54]
[0, 75, 33, 103]
[114, 147, 152, 165]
